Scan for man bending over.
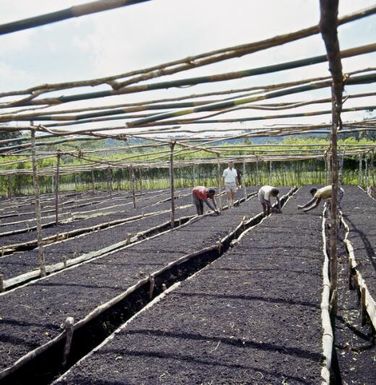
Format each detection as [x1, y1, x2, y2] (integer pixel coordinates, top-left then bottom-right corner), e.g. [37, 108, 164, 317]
[258, 185, 281, 216]
[192, 186, 220, 216]
[298, 185, 344, 212]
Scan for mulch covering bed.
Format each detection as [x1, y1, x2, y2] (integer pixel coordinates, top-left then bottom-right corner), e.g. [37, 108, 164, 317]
[0, 191, 126, 224]
[0, 197, 196, 279]
[341, 186, 376, 299]
[54, 187, 325, 385]
[0, 187, 266, 374]
[0, 208, 188, 279]
[334, 186, 376, 385]
[0, 189, 191, 245]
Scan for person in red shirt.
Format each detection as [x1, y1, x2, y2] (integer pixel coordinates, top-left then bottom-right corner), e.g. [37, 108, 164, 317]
[192, 186, 220, 215]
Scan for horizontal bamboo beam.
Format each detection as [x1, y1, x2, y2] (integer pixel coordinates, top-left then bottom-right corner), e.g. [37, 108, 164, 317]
[0, 0, 151, 36]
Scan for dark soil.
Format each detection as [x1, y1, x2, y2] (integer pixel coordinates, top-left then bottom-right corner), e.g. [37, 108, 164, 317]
[0, 187, 266, 375]
[333, 186, 376, 385]
[53, 187, 325, 385]
[0, 199, 196, 279]
[0, 189, 192, 246]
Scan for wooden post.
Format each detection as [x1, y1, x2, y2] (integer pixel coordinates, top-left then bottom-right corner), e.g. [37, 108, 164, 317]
[169, 142, 176, 228]
[62, 316, 74, 367]
[91, 169, 95, 193]
[320, 0, 344, 317]
[130, 165, 136, 208]
[138, 167, 143, 195]
[360, 287, 367, 326]
[256, 157, 259, 185]
[149, 275, 155, 300]
[339, 151, 345, 185]
[0, 274, 4, 292]
[7, 175, 12, 198]
[358, 153, 363, 186]
[217, 154, 222, 210]
[108, 167, 113, 196]
[326, 154, 331, 185]
[371, 150, 375, 187]
[269, 160, 273, 185]
[242, 159, 247, 199]
[365, 153, 369, 188]
[31, 128, 46, 277]
[55, 151, 61, 225]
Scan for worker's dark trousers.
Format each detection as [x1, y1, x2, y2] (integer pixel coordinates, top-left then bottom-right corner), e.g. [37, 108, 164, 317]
[192, 195, 204, 215]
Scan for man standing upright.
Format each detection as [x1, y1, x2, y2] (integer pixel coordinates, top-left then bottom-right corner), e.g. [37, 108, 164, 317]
[222, 160, 239, 208]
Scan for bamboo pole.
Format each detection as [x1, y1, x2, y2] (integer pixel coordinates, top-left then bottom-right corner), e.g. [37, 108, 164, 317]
[74, 174, 78, 192]
[130, 165, 136, 208]
[0, 0, 151, 36]
[371, 150, 375, 187]
[31, 128, 46, 277]
[7, 175, 12, 198]
[109, 167, 113, 196]
[358, 153, 363, 186]
[217, 154, 222, 210]
[55, 151, 61, 225]
[242, 159, 247, 199]
[91, 169, 95, 193]
[320, 0, 343, 317]
[138, 167, 143, 194]
[269, 160, 273, 185]
[0, 274, 4, 293]
[169, 142, 176, 228]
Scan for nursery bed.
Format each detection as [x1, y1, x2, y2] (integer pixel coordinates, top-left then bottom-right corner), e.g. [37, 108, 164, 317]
[0, 186, 275, 384]
[53, 187, 325, 385]
[0, 189, 192, 248]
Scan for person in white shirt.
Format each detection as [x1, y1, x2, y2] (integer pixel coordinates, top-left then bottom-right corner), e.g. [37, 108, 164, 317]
[222, 160, 239, 208]
[258, 185, 281, 216]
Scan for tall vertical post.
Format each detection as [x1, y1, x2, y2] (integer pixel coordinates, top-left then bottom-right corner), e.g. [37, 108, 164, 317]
[31, 128, 46, 277]
[256, 157, 259, 185]
[242, 159, 247, 199]
[138, 167, 143, 194]
[108, 167, 113, 196]
[320, 0, 343, 316]
[371, 150, 375, 187]
[269, 160, 273, 185]
[74, 174, 78, 192]
[91, 169, 95, 193]
[358, 153, 363, 187]
[55, 150, 61, 225]
[130, 164, 136, 208]
[169, 142, 176, 228]
[217, 154, 222, 210]
[7, 175, 12, 198]
[365, 153, 369, 188]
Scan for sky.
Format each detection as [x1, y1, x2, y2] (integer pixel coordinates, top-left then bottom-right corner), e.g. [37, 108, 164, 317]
[0, 0, 375, 137]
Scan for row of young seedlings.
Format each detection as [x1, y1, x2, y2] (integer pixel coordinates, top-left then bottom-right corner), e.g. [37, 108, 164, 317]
[0, 189, 293, 385]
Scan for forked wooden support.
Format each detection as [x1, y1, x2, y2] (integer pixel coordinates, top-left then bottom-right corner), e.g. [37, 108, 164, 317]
[62, 316, 75, 367]
[149, 275, 155, 300]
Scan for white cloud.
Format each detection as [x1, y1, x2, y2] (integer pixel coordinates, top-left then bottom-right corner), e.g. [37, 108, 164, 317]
[0, 0, 375, 130]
